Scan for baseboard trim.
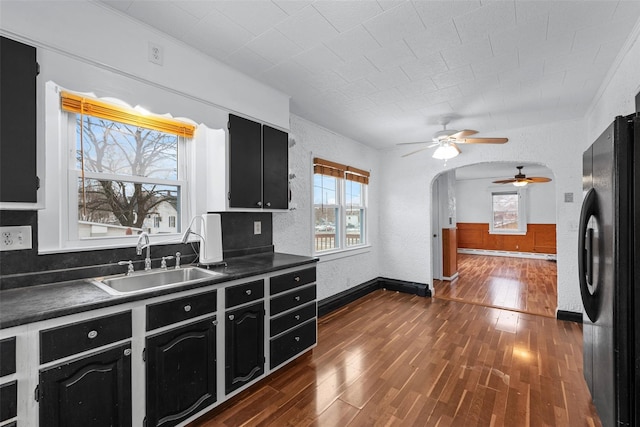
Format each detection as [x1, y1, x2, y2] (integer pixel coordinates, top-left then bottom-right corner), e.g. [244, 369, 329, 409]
[318, 277, 430, 317]
[458, 248, 557, 261]
[557, 310, 583, 323]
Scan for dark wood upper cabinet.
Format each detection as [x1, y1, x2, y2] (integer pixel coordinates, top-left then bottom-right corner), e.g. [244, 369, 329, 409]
[228, 114, 288, 210]
[262, 125, 288, 210]
[0, 36, 38, 203]
[228, 114, 262, 209]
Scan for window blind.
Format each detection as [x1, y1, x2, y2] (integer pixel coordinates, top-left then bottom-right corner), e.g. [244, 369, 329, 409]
[60, 91, 195, 137]
[313, 157, 370, 184]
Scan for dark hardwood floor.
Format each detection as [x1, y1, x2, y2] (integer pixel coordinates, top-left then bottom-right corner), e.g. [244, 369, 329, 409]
[433, 254, 558, 317]
[189, 289, 599, 426]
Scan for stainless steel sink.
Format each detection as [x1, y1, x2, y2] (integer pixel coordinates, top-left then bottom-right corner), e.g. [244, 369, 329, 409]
[92, 267, 222, 295]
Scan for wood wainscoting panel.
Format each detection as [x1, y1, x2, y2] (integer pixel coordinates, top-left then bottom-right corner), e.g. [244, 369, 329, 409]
[457, 223, 556, 254]
[442, 228, 457, 278]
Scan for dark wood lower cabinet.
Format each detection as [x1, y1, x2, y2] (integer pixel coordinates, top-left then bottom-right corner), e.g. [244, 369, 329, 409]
[38, 343, 132, 427]
[145, 317, 217, 427]
[225, 302, 264, 394]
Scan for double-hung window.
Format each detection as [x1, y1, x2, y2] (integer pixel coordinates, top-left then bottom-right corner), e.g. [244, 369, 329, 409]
[313, 158, 369, 253]
[489, 189, 527, 234]
[60, 91, 195, 240]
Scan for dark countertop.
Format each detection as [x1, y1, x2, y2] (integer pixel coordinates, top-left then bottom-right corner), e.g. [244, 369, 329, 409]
[0, 252, 317, 329]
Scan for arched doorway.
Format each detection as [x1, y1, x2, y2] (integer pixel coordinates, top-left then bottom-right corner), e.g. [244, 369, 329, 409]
[431, 162, 558, 317]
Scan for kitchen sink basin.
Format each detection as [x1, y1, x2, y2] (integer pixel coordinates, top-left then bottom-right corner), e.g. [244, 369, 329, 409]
[92, 267, 222, 295]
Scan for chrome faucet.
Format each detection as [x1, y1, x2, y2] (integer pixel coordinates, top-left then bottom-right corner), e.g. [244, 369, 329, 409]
[136, 232, 152, 271]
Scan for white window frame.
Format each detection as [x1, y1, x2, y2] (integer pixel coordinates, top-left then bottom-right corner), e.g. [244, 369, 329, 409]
[39, 82, 194, 253]
[489, 187, 527, 235]
[313, 169, 368, 256]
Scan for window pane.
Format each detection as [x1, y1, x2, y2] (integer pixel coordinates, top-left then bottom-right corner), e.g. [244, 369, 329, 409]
[492, 193, 519, 230]
[78, 178, 180, 238]
[346, 208, 364, 246]
[346, 180, 362, 206]
[313, 174, 337, 205]
[314, 206, 338, 251]
[76, 115, 178, 180]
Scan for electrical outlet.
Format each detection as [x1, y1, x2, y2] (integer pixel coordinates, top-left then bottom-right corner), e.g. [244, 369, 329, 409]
[254, 221, 261, 235]
[148, 42, 163, 65]
[0, 225, 32, 251]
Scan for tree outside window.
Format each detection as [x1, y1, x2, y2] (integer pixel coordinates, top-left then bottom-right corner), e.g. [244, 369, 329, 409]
[75, 115, 182, 238]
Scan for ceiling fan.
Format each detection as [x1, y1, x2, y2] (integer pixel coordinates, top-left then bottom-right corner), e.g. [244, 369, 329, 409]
[492, 166, 552, 187]
[398, 117, 509, 159]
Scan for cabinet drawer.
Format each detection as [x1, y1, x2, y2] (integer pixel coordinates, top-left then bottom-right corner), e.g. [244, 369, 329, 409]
[0, 337, 16, 377]
[270, 268, 316, 295]
[147, 289, 217, 331]
[0, 380, 17, 422]
[270, 285, 316, 316]
[270, 302, 316, 337]
[225, 280, 264, 308]
[40, 311, 132, 364]
[270, 320, 316, 369]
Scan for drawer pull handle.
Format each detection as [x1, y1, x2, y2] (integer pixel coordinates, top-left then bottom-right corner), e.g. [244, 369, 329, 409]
[295, 315, 300, 320]
[246, 289, 252, 295]
[229, 314, 235, 321]
[295, 296, 300, 301]
[294, 276, 300, 282]
[184, 304, 192, 312]
[87, 330, 98, 339]
[123, 348, 132, 357]
[213, 320, 218, 326]
[295, 336, 300, 342]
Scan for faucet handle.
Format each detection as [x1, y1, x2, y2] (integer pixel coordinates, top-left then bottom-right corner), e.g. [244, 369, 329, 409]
[161, 256, 174, 270]
[118, 260, 134, 276]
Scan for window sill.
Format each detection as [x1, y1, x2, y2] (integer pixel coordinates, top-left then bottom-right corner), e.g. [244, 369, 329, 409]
[314, 245, 372, 262]
[489, 230, 527, 236]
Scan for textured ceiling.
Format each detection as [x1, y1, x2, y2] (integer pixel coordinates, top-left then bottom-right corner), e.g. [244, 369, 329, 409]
[99, 0, 640, 150]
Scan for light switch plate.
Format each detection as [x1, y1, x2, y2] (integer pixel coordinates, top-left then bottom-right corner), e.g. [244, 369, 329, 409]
[254, 221, 261, 235]
[0, 225, 33, 251]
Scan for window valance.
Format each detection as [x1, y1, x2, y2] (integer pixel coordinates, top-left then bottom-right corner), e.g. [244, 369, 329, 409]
[60, 91, 196, 137]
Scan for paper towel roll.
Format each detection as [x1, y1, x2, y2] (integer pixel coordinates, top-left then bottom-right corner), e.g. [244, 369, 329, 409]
[200, 213, 223, 264]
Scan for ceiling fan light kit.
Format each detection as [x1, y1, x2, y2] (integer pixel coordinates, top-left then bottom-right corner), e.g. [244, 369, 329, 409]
[432, 142, 460, 160]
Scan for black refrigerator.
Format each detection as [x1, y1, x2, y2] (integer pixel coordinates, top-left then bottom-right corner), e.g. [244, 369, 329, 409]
[579, 112, 639, 427]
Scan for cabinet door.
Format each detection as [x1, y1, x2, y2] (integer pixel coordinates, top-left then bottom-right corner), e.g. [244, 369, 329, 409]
[262, 125, 288, 210]
[228, 114, 262, 208]
[0, 36, 38, 203]
[146, 317, 217, 427]
[39, 343, 132, 427]
[225, 301, 264, 394]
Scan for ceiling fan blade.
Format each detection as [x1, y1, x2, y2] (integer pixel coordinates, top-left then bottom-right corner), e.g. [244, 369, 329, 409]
[450, 129, 478, 139]
[459, 137, 509, 144]
[492, 178, 517, 184]
[396, 141, 430, 146]
[401, 147, 430, 157]
[450, 142, 461, 154]
[526, 177, 552, 183]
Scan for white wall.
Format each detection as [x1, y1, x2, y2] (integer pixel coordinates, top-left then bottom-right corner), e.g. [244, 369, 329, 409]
[273, 115, 381, 300]
[456, 177, 556, 224]
[587, 20, 640, 142]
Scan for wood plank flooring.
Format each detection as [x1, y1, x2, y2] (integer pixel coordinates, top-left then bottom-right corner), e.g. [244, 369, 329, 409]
[433, 254, 558, 317]
[188, 290, 599, 427]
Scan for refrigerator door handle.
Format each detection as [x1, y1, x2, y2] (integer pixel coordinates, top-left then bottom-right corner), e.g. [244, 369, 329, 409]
[578, 188, 600, 322]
